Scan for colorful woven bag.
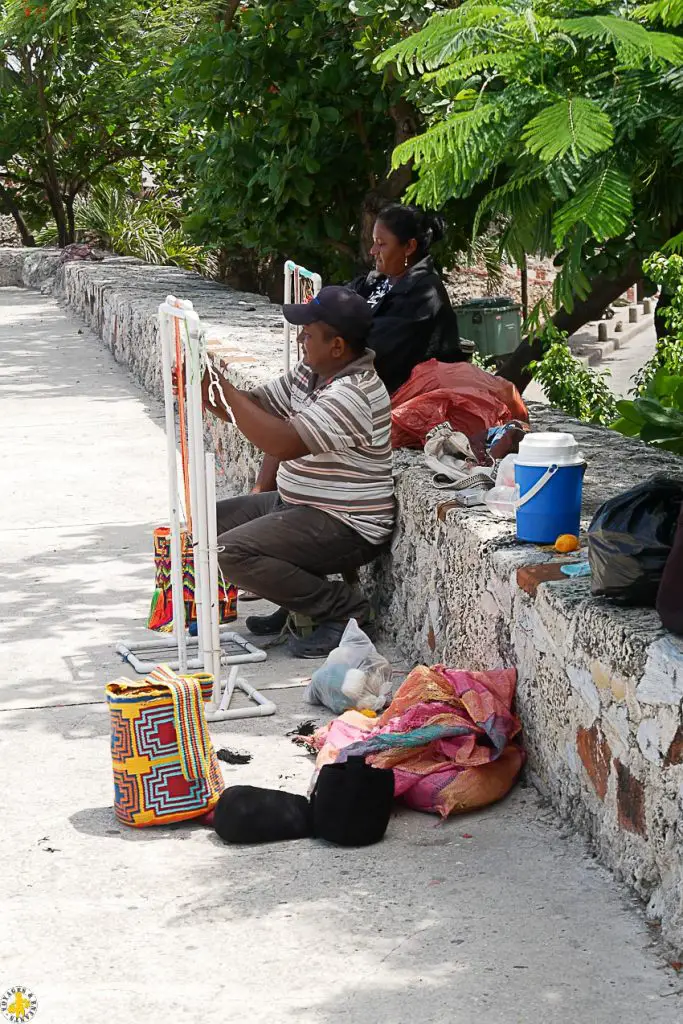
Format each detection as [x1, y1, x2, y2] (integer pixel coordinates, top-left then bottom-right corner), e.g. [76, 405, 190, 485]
[147, 526, 238, 632]
[106, 666, 224, 827]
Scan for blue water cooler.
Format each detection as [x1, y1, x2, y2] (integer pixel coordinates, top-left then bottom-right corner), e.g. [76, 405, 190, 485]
[514, 432, 586, 544]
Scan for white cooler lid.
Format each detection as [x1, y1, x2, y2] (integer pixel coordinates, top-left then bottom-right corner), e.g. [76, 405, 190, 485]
[515, 431, 583, 466]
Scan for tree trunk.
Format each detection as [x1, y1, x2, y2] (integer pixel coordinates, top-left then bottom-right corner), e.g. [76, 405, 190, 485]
[34, 69, 70, 246]
[43, 181, 69, 247]
[65, 193, 76, 244]
[221, 0, 240, 30]
[520, 253, 528, 321]
[359, 93, 420, 262]
[497, 255, 642, 393]
[0, 183, 35, 246]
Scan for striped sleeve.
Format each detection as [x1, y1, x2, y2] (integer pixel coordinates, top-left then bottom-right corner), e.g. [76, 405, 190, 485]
[291, 380, 372, 454]
[251, 370, 295, 420]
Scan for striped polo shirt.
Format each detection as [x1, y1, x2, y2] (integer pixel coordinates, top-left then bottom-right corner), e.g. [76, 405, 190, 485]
[251, 351, 395, 544]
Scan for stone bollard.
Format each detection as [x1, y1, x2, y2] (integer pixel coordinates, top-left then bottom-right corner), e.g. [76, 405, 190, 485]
[629, 306, 639, 323]
[614, 320, 623, 333]
[598, 321, 609, 343]
[643, 298, 653, 315]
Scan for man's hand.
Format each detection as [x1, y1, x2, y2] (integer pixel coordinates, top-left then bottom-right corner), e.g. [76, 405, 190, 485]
[251, 455, 280, 493]
[178, 357, 306, 460]
[202, 363, 235, 423]
[171, 360, 210, 404]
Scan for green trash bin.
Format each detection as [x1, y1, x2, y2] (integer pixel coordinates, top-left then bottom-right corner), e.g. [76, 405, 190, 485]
[454, 296, 522, 358]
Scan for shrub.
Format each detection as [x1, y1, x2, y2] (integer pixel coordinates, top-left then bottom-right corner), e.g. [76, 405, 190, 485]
[38, 185, 217, 277]
[529, 329, 617, 425]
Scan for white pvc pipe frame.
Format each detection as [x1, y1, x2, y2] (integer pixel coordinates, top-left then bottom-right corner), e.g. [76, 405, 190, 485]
[283, 259, 322, 373]
[116, 296, 275, 722]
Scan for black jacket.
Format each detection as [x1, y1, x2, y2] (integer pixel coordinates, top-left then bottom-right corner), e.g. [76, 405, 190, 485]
[348, 256, 465, 396]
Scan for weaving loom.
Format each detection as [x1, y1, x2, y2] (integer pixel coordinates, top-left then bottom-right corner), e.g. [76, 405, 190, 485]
[117, 296, 275, 722]
[283, 259, 322, 371]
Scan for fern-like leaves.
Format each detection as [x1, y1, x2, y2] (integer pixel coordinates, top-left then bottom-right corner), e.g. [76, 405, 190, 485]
[430, 51, 517, 86]
[560, 15, 683, 62]
[392, 103, 501, 170]
[522, 97, 614, 165]
[375, 6, 510, 74]
[552, 166, 632, 246]
[636, 0, 683, 27]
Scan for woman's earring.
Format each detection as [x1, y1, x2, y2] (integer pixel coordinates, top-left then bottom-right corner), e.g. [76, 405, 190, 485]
[404, 256, 409, 267]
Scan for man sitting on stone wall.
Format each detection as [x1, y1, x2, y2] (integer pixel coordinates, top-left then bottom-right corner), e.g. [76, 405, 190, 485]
[202, 286, 395, 658]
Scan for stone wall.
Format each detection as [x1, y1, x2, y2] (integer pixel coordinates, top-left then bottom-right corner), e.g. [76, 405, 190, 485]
[445, 255, 555, 310]
[3, 246, 683, 951]
[0, 215, 21, 246]
[382, 423, 683, 949]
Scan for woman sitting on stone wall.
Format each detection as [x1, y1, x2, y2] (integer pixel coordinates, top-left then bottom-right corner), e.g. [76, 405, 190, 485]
[346, 204, 467, 396]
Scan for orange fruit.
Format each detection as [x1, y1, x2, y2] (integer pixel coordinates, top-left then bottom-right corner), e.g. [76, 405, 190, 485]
[555, 533, 580, 553]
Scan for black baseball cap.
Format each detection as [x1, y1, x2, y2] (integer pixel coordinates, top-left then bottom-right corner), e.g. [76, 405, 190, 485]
[283, 285, 372, 345]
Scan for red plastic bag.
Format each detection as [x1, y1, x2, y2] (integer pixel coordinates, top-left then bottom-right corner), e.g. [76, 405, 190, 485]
[390, 360, 528, 449]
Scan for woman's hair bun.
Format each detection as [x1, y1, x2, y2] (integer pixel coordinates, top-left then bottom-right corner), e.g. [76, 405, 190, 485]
[377, 203, 446, 256]
[425, 212, 445, 246]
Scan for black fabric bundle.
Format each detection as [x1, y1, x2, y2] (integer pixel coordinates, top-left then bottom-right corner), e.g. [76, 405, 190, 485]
[213, 786, 312, 844]
[213, 757, 394, 847]
[311, 756, 394, 847]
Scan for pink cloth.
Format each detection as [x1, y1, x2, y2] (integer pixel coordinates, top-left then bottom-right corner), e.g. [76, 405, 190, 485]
[308, 665, 525, 818]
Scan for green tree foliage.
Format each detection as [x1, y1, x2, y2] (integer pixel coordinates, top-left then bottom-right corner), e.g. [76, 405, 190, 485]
[171, 1, 459, 287]
[612, 369, 683, 453]
[631, 252, 683, 392]
[529, 328, 617, 424]
[374, 0, 683, 388]
[613, 252, 683, 453]
[0, 0, 210, 246]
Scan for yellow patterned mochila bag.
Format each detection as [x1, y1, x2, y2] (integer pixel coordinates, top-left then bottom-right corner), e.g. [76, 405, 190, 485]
[106, 666, 224, 827]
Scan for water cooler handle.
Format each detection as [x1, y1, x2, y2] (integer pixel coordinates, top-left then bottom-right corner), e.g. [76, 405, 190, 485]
[515, 464, 558, 509]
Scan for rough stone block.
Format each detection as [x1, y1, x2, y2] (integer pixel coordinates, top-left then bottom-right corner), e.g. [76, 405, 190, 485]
[614, 760, 647, 837]
[568, 663, 601, 716]
[660, 709, 681, 761]
[577, 724, 612, 800]
[637, 637, 683, 705]
[637, 718, 663, 765]
[637, 710, 681, 765]
[664, 727, 683, 767]
[624, 679, 643, 727]
[602, 704, 630, 760]
[590, 660, 628, 702]
[486, 577, 512, 619]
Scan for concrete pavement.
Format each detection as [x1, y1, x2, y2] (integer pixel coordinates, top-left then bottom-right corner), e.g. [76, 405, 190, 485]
[1, 286, 681, 1023]
[596, 322, 658, 398]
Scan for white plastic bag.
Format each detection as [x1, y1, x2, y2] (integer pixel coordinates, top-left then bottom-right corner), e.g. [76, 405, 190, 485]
[423, 422, 495, 493]
[304, 619, 393, 715]
[484, 453, 519, 519]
